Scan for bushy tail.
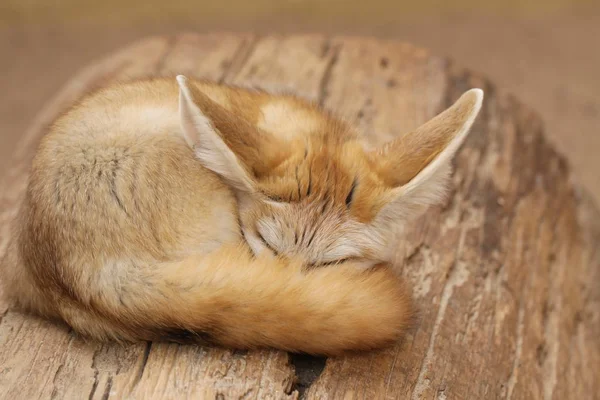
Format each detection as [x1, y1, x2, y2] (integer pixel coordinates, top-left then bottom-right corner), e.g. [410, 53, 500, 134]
[60, 245, 412, 356]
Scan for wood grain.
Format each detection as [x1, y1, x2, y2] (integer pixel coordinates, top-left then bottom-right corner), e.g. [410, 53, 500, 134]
[0, 33, 598, 399]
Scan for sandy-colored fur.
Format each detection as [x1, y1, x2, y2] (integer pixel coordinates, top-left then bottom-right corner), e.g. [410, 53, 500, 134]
[0, 76, 482, 355]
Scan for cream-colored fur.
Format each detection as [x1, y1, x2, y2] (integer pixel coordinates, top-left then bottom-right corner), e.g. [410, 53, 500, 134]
[0, 75, 483, 355]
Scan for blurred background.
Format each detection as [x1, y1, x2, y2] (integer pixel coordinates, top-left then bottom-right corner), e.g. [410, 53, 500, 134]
[1, 0, 599, 201]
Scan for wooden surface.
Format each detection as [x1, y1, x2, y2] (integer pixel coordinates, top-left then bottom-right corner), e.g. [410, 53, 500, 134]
[0, 33, 599, 399]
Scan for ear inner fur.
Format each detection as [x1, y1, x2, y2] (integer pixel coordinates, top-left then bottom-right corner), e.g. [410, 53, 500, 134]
[370, 89, 484, 188]
[178, 75, 291, 177]
[365, 89, 484, 225]
[177, 75, 257, 192]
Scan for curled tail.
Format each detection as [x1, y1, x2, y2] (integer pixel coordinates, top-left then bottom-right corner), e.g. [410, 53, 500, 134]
[34, 245, 412, 355]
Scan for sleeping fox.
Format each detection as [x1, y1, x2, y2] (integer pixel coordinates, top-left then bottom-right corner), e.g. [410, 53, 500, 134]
[0, 75, 483, 355]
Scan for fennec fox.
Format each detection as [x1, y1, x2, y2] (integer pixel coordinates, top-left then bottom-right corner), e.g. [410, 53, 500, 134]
[0, 75, 483, 355]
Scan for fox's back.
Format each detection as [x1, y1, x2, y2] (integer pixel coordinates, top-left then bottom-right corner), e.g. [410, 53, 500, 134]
[26, 80, 249, 266]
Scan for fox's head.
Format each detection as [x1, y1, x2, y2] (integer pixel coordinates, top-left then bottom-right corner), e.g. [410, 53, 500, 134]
[177, 75, 483, 268]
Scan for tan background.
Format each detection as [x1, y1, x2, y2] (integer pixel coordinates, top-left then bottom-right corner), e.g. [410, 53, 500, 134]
[1, 0, 599, 202]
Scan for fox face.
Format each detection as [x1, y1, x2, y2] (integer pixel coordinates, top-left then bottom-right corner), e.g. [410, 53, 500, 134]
[177, 76, 483, 267]
[237, 142, 388, 269]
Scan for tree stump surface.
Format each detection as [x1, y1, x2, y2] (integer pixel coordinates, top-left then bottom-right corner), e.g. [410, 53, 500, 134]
[0, 33, 599, 400]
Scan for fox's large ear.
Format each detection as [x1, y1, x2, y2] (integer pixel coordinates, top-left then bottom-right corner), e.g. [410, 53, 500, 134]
[177, 75, 288, 193]
[371, 89, 484, 220]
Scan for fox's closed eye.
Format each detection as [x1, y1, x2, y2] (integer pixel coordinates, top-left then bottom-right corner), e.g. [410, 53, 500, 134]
[257, 231, 279, 256]
[345, 179, 357, 207]
[321, 259, 350, 266]
[312, 258, 354, 267]
[266, 194, 285, 202]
